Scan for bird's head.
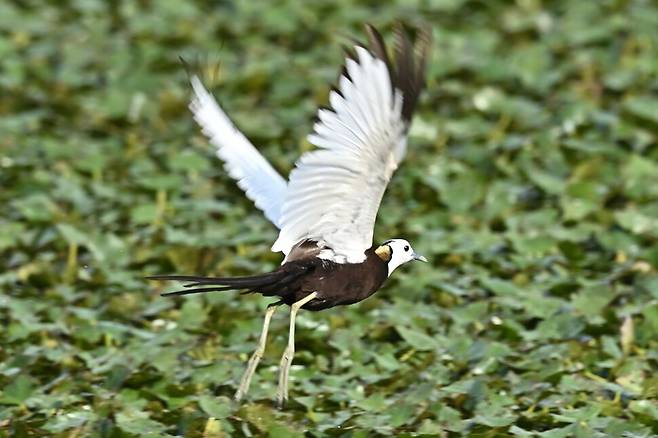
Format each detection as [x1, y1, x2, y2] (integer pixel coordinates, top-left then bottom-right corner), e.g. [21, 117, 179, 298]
[375, 238, 427, 276]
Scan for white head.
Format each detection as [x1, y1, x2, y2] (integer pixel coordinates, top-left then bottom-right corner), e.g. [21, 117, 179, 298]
[375, 238, 427, 277]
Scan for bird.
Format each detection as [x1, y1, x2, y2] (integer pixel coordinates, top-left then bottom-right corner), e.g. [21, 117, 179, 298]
[147, 24, 431, 407]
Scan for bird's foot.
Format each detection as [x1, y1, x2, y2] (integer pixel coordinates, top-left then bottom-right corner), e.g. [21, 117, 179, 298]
[276, 348, 293, 407]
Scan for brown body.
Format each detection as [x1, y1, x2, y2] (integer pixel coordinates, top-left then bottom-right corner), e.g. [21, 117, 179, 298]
[268, 246, 389, 311]
[149, 240, 389, 312]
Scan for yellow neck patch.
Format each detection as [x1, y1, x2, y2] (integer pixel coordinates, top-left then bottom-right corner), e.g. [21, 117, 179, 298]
[375, 244, 392, 262]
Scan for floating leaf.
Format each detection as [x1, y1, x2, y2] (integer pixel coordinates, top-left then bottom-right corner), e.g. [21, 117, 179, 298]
[395, 326, 439, 351]
[0, 375, 35, 405]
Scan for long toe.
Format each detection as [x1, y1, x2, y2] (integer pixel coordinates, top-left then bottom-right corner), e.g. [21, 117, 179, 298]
[276, 382, 288, 408]
[276, 349, 293, 407]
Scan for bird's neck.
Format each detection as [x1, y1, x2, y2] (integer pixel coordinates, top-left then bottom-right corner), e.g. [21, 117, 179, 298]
[366, 247, 392, 281]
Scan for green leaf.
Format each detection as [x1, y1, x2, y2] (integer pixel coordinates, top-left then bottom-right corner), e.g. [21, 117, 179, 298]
[131, 203, 159, 224]
[615, 209, 658, 235]
[0, 375, 35, 405]
[624, 97, 658, 123]
[43, 410, 96, 433]
[571, 285, 617, 322]
[116, 411, 168, 435]
[57, 224, 88, 245]
[395, 326, 439, 351]
[629, 400, 658, 421]
[198, 395, 232, 419]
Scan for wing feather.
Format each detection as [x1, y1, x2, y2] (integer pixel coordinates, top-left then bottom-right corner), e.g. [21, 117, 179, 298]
[189, 76, 287, 227]
[272, 25, 431, 262]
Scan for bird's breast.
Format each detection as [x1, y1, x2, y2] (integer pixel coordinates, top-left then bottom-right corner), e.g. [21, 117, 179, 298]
[296, 252, 388, 311]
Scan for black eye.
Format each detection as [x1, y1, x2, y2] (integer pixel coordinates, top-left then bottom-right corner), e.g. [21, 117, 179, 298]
[404, 245, 410, 252]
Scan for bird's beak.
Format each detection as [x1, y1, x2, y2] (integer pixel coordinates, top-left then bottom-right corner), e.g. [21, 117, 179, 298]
[413, 253, 428, 263]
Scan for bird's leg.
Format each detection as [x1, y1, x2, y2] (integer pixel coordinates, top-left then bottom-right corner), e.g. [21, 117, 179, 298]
[276, 292, 318, 408]
[234, 301, 282, 402]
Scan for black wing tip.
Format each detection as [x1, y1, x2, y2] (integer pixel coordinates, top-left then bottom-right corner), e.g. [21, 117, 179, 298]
[177, 52, 224, 89]
[392, 23, 432, 123]
[360, 22, 432, 124]
[179, 55, 191, 78]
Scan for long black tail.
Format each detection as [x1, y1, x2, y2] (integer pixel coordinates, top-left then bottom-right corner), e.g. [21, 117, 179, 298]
[146, 272, 287, 297]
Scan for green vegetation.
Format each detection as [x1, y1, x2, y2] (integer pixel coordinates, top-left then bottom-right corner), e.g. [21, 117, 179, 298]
[2, 0, 658, 436]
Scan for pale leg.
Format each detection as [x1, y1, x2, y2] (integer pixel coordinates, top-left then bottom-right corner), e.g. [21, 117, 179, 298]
[234, 301, 282, 402]
[277, 292, 318, 407]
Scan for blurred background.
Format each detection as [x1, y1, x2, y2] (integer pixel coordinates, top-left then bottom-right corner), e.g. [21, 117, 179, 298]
[2, 0, 658, 436]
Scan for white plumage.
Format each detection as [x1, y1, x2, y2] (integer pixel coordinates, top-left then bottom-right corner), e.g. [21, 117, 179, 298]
[189, 76, 287, 227]
[272, 47, 406, 263]
[188, 27, 428, 263]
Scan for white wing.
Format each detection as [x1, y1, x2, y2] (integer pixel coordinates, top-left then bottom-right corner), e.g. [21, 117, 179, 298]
[271, 46, 410, 263]
[189, 76, 287, 228]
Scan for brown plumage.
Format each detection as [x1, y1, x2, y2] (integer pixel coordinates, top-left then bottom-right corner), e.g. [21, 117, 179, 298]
[147, 241, 389, 311]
